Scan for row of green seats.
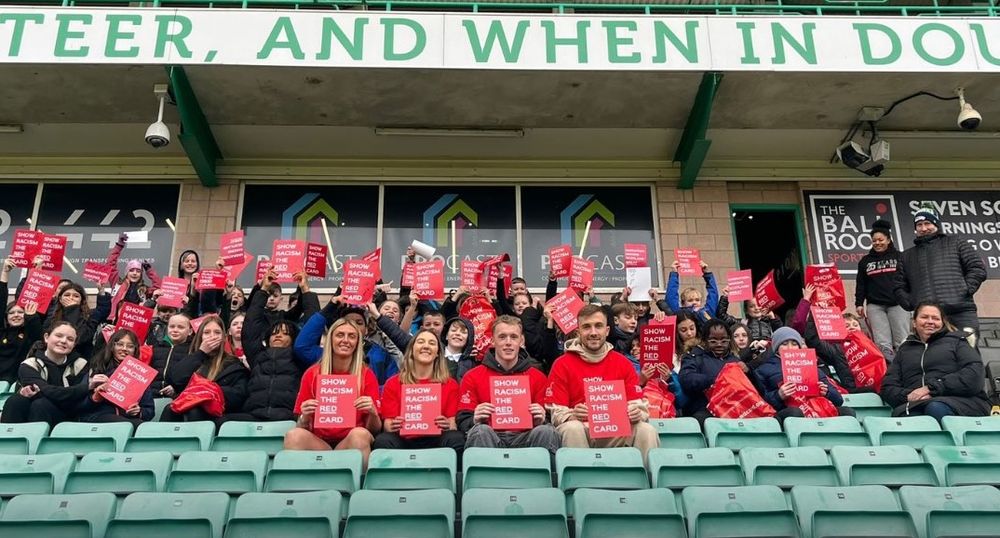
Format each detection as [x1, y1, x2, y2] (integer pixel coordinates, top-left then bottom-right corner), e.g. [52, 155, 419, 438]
[2, 484, 999, 538]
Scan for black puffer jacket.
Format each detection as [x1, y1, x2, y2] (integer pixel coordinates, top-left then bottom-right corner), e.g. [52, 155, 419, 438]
[894, 232, 986, 314]
[881, 329, 990, 417]
[239, 288, 319, 420]
[855, 245, 903, 307]
[150, 338, 193, 394]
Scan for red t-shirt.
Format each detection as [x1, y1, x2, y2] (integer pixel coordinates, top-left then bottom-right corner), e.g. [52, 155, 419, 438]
[380, 375, 459, 438]
[294, 364, 380, 443]
[544, 350, 643, 407]
[458, 364, 549, 411]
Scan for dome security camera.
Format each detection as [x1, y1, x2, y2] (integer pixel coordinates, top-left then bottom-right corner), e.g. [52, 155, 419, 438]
[146, 84, 171, 148]
[956, 88, 982, 130]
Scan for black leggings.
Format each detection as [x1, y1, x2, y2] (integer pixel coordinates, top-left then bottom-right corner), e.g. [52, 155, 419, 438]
[0, 395, 71, 426]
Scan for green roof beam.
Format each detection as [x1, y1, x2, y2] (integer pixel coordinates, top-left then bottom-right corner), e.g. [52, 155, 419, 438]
[167, 65, 222, 188]
[673, 71, 722, 190]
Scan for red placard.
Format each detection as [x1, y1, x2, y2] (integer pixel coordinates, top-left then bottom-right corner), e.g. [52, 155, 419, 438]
[189, 315, 211, 334]
[490, 375, 532, 431]
[341, 259, 378, 305]
[38, 233, 67, 272]
[548, 245, 573, 278]
[313, 374, 358, 430]
[624, 243, 648, 268]
[219, 231, 245, 266]
[10, 229, 42, 268]
[270, 239, 306, 282]
[157, 276, 188, 309]
[115, 303, 155, 344]
[640, 318, 676, 371]
[306, 243, 328, 278]
[811, 306, 849, 341]
[585, 379, 632, 439]
[400, 383, 442, 436]
[726, 270, 754, 302]
[460, 259, 484, 291]
[754, 270, 785, 311]
[545, 288, 586, 334]
[675, 248, 703, 276]
[361, 248, 382, 280]
[255, 259, 272, 283]
[401, 262, 415, 287]
[83, 261, 114, 285]
[780, 348, 820, 398]
[805, 264, 847, 311]
[412, 260, 445, 301]
[459, 294, 496, 360]
[16, 270, 58, 312]
[569, 257, 594, 293]
[100, 356, 157, 411]
[195, 269, 229, 291]
[486, 264, 513, 296]
[227, 252, 254, 282]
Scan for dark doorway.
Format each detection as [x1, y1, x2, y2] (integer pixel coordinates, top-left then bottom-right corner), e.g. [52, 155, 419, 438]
[731, 207, 805, 323]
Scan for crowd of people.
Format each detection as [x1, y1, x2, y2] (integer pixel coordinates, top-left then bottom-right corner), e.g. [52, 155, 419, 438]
[0, 206, 991, 467]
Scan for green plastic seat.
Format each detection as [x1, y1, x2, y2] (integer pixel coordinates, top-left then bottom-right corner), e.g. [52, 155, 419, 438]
[64, 451, 172, 495]
[572, 488, 685, 538]
[462, 488, 568, 538]
[364, 448, 457, 491]
[840, 393, 885, 408]
[210, 421, 294, 455]
[126, 421, 215, 455]
[0, 492, 116, 537]
[830, 445, 938, 487]
[0, 453, 75, 497]
[462, 447, 552, 491]
[224, 490, 343, 538]
[740, 447, 839, 488]
[922, 445, 1000, 487]
[556, 448, 648, 492]
[36, 422, 134, 456]
[681, 485, 799, 538]
[790, 485, 916, 538]
[105, 491, 230, 538]
[343, 488, 454, 538]
[650, 418, 707, 448]
[784, 417, 869, 450]
[152, 398, 171, 422]
[648, 447, 743, 490]
[0, 422, 49, 455]
[865, 416, 954, 449]
[264, 449, 361, 494]
[899, 485, 1000, 538]
[0, 381, 8, 393]
[941, 416, 1000, 446]
[166, 451, 268, 494]
[704, 418, 789, 452]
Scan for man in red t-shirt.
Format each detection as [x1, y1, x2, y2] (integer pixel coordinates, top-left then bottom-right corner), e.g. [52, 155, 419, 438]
[458, 315, 559, 454]
[545, 304, 658, 459]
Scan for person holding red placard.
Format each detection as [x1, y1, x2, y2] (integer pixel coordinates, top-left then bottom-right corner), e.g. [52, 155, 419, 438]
[0, 259, 43, 384]
[106, 233, 163, 306]
[666, 259, 720, 332]
[881, 303, 990, 421]
[545, 305, 658, 460]
[0, 322, 91, 426]
[161, 315, 249, 422]
[284, 318, 382, 468]
[78, 329, 155, 425]
[374, 330, 465, 454]
[678, 320, 755, 422]
[174, 249, 203, 316]
[45, 282, 112, 360]
[752, 327, 853, 422]
[799, 284, 882, 393]
[459, 316, 559, 454]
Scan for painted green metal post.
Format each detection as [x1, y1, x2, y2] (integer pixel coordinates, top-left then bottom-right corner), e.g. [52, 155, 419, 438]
[168, 66, 222, 188]
[674, 72, 723, 190]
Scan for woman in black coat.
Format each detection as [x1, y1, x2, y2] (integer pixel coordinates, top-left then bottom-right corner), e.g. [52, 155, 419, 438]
[881, 302, 990, 420]
[0, 260, 43, 383]
[78, 329, 155, 425]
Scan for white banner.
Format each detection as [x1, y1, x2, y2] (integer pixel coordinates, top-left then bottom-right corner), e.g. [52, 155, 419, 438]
[0, 8, 998, 71]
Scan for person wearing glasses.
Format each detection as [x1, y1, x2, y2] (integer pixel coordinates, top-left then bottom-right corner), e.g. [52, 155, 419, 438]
[78, 328, 155, 426]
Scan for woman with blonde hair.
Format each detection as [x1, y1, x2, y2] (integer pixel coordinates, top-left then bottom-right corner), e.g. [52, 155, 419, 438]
[373, 329, 465, 454]
[283, 318, 381, 468]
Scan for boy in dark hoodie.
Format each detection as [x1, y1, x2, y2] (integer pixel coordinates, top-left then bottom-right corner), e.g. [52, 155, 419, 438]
[442, 316, 476, 382]
[609, 302, 638, 355]
[458, 315, 559, 454]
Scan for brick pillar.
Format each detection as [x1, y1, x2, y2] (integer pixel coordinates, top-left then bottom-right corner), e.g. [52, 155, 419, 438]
[173, 181, 240, 271]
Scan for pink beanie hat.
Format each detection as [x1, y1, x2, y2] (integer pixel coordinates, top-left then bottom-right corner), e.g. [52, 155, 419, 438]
[126, 260, 143, 272]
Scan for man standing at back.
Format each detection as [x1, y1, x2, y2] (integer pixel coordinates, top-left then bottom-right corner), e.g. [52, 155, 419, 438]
[894, 206, 987, 342]
[458, 315, 560, 454]
[545, 304, 658, 459]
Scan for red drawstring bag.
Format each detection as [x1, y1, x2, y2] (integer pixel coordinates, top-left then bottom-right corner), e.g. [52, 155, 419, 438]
[793, 395, 840, 418]
[707, 363, 776, 419]
[842, 331, 887, 391]
[643, 379, 677, 419]
[169, 373, 225, 417]
[138, 344, 153, 365]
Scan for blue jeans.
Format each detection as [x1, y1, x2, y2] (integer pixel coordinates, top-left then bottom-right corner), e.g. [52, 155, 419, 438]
[922, 401, 955, 422]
